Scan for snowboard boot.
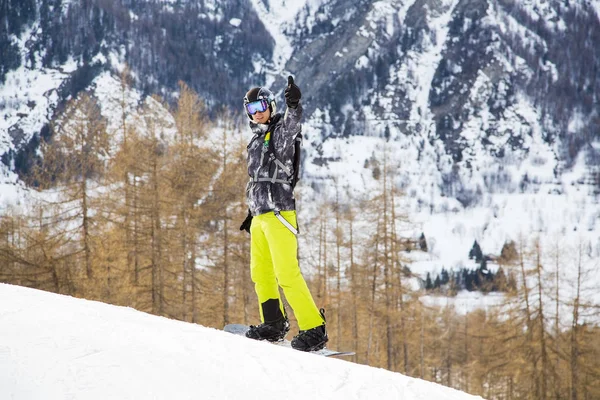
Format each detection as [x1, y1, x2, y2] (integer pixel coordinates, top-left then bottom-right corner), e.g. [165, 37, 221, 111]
[291, 308, 328, 352]
[246, 299, 290, 342]
[246, 316, 290, 342]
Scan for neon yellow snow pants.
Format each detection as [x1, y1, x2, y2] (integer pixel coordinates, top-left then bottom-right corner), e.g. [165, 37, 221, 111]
[250, 210, 323, 331]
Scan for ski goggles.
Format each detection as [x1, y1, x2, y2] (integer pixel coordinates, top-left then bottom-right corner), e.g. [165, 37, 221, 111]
[245, 99, 269, 115]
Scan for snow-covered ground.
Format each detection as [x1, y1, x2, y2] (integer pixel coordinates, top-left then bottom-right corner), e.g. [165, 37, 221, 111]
[0, 283, 484, 400]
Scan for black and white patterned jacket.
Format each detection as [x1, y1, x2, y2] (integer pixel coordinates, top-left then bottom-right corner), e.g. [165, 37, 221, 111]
[245, 104, 302, 216]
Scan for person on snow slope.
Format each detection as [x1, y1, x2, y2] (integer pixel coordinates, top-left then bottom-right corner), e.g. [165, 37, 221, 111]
[239, 76, 328, 352]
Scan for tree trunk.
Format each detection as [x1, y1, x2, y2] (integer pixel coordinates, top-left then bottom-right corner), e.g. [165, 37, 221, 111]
[349, 216, 359, 363]
[535, 240, 548, 400]
[223, 217, 229, 327]
[151, 149, 164, 315]
[335, 186, 342, 350]
[81, 146, 92, 280]
[518, 238, 538, 397]
[366, 218, 380, 365]
[382, 157, 393, 371]
[570, 243, 583, 400]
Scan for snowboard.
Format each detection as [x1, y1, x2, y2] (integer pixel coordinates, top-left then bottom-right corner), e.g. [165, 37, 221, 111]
[223, 324, 355, 358]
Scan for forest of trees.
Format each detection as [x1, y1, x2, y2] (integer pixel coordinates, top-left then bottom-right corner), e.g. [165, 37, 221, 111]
[0, 0, 272, 107]
[424, 265, 517, 294]
[0, 75, 599, 400]
[424, 240, 518, 294]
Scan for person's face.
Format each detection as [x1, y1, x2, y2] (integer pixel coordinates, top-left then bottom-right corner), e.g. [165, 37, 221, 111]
[252, 108, 271, 124]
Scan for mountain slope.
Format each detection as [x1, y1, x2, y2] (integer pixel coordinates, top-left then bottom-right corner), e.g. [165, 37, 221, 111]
[0, 283, 484, 400]
[2, 0, 599, 196]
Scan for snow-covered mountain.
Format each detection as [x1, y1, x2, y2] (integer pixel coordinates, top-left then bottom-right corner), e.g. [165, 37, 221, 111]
[0, 283, 484, 400]
[1, 0, 599, 299]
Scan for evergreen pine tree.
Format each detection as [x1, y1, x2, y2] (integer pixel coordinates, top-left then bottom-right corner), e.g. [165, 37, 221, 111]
[434, 275, 441, 290]
[440, 268, 450, 285]
[425, 272, 433, 290]
[469, 240, 483, 262]
[419, 233, 428, 252]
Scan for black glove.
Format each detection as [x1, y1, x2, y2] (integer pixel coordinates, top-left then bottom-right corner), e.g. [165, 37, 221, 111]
[285, 75, 301, 108]
[240, 211, 253, 234]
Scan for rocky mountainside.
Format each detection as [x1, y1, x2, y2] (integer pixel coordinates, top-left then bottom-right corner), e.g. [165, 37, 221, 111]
[2, 0, 599, 183]
[1, 0, 600, 272]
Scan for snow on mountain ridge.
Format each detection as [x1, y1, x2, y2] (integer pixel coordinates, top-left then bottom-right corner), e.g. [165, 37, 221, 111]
[0, 25, 77, 155]
[247, 0, 321, 85]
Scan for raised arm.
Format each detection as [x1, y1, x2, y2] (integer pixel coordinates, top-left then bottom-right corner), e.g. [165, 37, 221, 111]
[283, 75, 302, 135]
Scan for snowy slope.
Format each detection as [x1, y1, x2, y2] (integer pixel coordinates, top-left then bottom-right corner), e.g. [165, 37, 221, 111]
[0, 283, 484, 400]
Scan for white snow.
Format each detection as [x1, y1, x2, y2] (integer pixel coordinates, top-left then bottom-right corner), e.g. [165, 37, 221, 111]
[247, 0, 330, 84]
[0, 179, 26, 207]
[0, 61, 73, 154]
[593, 0, 600, 21]
[247, 0, 302, 83]
[421, 291, 505, 315]
[0, 283, 484, 400]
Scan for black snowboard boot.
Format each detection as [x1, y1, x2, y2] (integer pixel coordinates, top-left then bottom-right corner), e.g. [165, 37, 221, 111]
[291, 308, 328, 352]
[246, 317, 290, 342]
[246, 298, 290, 342]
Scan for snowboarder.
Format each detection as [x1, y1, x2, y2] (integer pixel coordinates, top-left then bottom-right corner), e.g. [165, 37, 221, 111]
[239, 76, 328, 352]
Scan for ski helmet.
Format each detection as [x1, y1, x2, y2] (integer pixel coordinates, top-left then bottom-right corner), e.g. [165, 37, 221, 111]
[244, 87, 276, 120]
